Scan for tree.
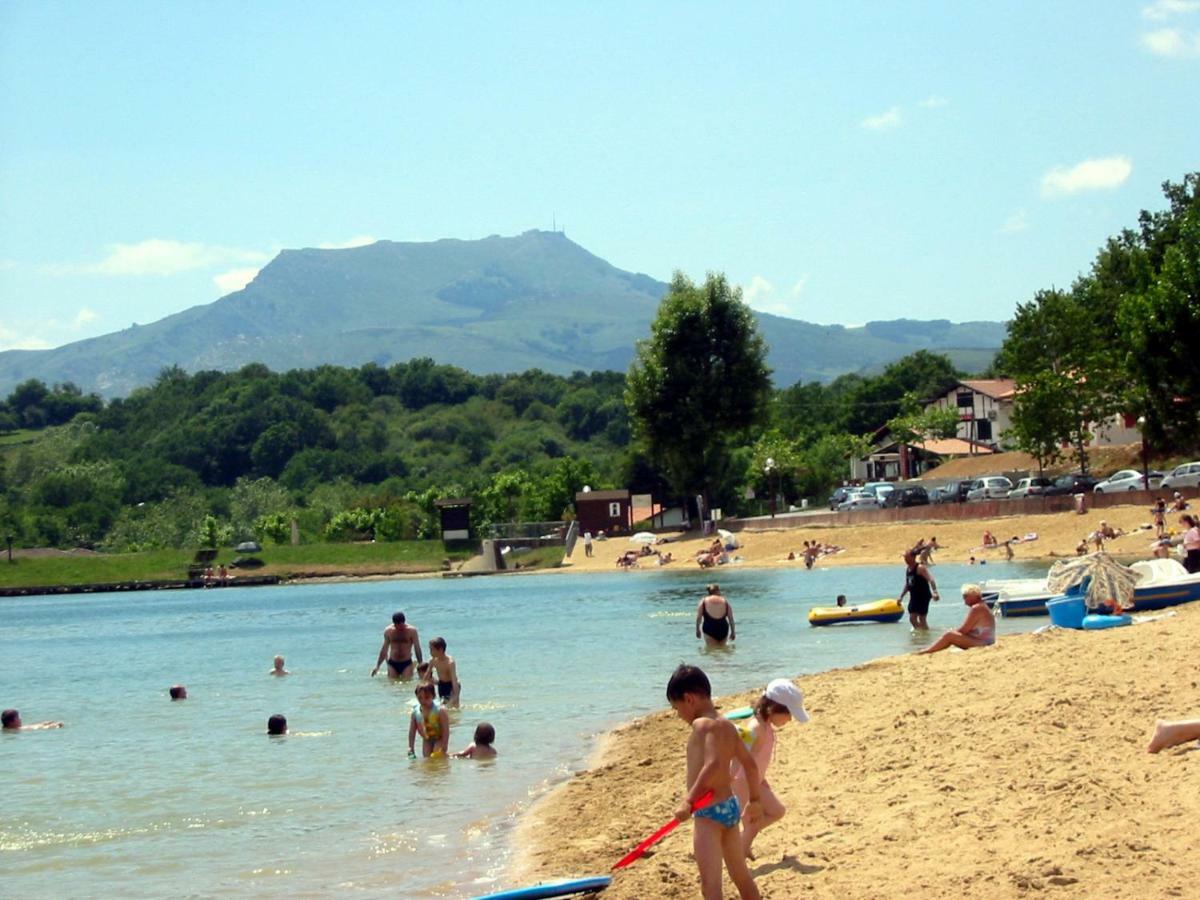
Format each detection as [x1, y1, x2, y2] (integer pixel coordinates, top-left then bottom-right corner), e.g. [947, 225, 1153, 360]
[1115, 174, 1200, 447]
[625, 272, 771, 513]
[1004, 372, 1068, 478]
[998, 288, 1122, 474]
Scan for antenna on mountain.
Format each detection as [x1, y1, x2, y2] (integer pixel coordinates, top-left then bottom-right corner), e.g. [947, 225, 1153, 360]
[552, 212, 556, 233]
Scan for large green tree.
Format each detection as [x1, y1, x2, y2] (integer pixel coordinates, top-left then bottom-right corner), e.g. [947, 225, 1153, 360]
[998, 288, 1121, 474]
[625, 272, 771, 512]
[1114, 174, 1200, 447]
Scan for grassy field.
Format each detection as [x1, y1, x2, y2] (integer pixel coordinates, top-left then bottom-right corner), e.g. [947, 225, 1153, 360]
[0, 541, 478, 589]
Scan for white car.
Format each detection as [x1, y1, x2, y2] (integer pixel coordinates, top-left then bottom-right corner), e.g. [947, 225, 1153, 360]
[966, 476, 1013, 501]
[1009, 476, 1054, 498]
[861, 481, 895, 504]
[1092, 468, 1165, 493]
[837, 490, 880, 512]
[1162, 461, 1200, 490]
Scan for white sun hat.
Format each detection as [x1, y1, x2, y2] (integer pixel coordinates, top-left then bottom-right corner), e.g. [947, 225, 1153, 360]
[765, 678, 810, 723]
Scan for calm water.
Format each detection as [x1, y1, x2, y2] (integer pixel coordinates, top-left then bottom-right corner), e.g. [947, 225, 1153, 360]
[1, 561, 1045, 897]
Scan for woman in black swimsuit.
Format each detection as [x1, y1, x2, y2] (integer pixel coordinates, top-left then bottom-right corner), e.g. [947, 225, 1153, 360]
[695, 583, 736, 645]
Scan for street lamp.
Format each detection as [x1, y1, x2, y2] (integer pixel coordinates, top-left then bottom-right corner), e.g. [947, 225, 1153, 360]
[1137, 415, 1150, 490]
[765, 457, 776, 519]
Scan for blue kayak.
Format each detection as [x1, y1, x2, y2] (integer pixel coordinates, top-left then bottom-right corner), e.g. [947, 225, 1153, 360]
[471, 875, 611, 899]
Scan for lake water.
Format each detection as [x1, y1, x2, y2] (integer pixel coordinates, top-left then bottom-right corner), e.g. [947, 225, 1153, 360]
[1, 561, 1046, 897]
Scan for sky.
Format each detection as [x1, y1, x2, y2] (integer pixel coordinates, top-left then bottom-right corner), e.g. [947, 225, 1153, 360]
[1, 1, 1198, 352]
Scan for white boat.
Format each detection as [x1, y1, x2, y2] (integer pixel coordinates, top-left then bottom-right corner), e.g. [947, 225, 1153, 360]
[990, 558, 1200, 617]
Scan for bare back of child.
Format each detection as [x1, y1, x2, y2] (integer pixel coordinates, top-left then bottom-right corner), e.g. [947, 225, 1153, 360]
[667, 665, 762, 900]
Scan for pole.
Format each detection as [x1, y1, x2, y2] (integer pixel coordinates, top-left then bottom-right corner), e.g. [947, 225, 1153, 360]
[1138, 416, 1150, 490]
[765, 458, 776, 519]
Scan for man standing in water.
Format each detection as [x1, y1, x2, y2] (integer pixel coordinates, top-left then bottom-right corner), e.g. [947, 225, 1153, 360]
[371, 611, 422, 679]
[898, 548, 939, 630]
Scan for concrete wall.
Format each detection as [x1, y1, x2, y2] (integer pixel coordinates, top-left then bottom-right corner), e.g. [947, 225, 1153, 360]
[726, 487, 1196, 532]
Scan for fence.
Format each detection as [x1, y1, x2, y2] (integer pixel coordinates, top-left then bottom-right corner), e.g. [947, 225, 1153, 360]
[485, 521, 570, 547]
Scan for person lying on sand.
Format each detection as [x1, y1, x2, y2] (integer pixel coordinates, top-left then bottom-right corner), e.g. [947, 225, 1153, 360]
[1147, 719, 1200, 753]
[917, 584, 995, 655]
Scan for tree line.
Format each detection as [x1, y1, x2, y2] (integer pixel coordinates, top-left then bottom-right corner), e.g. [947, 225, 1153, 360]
[998, 173, 1200, 474]
[3, 171, 1193, 551]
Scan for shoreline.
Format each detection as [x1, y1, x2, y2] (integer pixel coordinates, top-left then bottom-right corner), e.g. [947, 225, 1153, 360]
[508, 603, 1200, 898]
[558, 501, 1175, 575]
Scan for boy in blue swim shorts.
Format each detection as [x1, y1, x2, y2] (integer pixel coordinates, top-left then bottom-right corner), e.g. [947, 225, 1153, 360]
[667, 664, 763, 900]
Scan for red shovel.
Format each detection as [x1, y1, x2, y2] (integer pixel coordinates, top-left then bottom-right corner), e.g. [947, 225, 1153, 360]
[612, 790, 715, 870]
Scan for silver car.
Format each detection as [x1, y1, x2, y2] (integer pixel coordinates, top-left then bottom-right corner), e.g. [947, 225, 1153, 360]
[1162, 461, 1200, 490]
[1009, 476, 1053, 498]
[966, 476, 1013, 501]
[1092, 468, 1165, 493]
[837, 490, 880, 512]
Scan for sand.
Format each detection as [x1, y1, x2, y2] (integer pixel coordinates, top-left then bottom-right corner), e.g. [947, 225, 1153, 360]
[562, 501, 1178, 574]
[513, 599, 1200, 898]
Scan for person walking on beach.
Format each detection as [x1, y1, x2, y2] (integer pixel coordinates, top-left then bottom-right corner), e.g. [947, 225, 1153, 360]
[917, 584, 995, 654]
[666, 664, 762, 900]
[696, 584, 736, 645]
[1180, 514, 1200, 573]
[898, 549, 939, 630]
[371, 611, 422, 679]
[731, 679, 809, 858]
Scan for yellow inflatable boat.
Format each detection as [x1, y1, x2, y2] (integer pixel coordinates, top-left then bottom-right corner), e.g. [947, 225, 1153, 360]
[807, 598, 904, 627]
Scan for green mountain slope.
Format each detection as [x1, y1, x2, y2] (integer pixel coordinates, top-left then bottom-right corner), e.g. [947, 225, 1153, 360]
[0, 231, 1006, 397]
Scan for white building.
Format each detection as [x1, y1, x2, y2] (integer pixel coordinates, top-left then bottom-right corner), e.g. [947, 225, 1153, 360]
[924, 379, 1140, 450]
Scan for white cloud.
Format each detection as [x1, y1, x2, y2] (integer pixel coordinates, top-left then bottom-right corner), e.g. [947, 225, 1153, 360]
[740, 274, 810, 318]
[0, 323, 52, 351]
[0, 259, 16, 271]
[318, 235, 377, 250]
[1001, 211, 1029, 233]
[1142, 0, 1200, 20]
[1141, 27, 1200, 56]
[742, 275, 775, 308]
[861, 106, 903, 130]
[213, 267, 261, 294]
[1040, 156, 1132, 197]
[72, 308, 99, 329]
[64, 239, 269, 277]
[918, 95, 949, 108]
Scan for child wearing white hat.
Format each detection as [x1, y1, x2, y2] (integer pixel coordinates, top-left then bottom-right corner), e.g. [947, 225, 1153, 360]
[729, 678, 810, 857]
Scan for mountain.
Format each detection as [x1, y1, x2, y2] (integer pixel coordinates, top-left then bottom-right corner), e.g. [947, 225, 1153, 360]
[0, 231, 1006, 398]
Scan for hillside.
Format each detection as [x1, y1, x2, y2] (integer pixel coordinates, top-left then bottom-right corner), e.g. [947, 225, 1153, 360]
[0, 231, 1006, 397]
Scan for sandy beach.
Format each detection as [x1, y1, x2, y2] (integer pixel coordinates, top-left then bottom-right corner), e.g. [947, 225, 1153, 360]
[513, 594, 1200, 898]
[561, 500, 1178, 574]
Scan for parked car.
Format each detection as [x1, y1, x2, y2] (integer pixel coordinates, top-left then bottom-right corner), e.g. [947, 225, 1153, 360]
[1162, 461, 1200, 490]
[930, 479, 973, 503]
[929, 484, 956, 503]
[1009, 476, 1054, 498]
[1043, 473, 1100, 495]
[1092, 468, 1165, 493]
[966, 476, 1013, 501]
[882, 485, 930, 507]
[861, 481, 895, 504]
[837, 490, 880, 512]
[828, 486, 853, 510]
